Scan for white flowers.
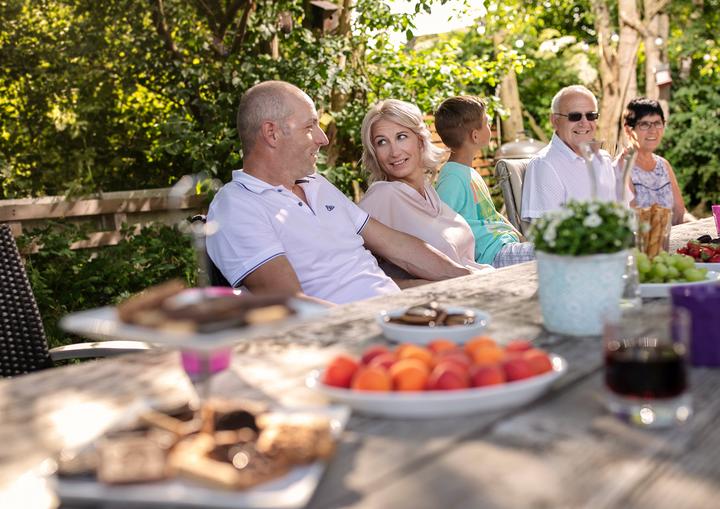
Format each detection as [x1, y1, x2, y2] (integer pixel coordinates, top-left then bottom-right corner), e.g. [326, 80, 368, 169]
[529, 199, 635, 256]
[583, 213, 602, 228]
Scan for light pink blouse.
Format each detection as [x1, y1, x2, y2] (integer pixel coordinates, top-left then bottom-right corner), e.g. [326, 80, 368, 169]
[358, 181, 491, 275]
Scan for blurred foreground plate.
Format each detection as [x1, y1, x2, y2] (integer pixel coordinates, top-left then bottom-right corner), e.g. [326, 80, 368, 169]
[55, 405, 350, 509]
[60, 298, 325, 351]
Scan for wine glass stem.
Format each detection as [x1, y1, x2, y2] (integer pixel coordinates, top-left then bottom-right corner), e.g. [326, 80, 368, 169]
[181, 348, 233, 404]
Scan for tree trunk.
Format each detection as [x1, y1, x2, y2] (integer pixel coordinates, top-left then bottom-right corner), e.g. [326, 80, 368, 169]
[498, 69, 525, 142]
[593, 0, 640, 156]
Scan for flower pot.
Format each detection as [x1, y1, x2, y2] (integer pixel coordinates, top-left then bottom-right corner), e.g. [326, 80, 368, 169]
[536, 250, 629, 336]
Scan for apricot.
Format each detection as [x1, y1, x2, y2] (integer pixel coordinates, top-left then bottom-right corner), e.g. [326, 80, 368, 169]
[502, 357, 535, 382]
[361, 345, 390, 365]
[351, 366, 392, 391]
[396, 344, 434, 368]
[469, 345, 505, 365]
[470, 363, 506, 387]
[427, 361, 471, 390]
[523, 349, 553, 375]
[505, 340, 533, 353]
[389, 358, 430, 391]
[367, 352, 397, 371]
[427, 339, 457, 354]
[323, 355, 359, 388]
[433, 350, 472, 370]
[464, 336, 498, 356]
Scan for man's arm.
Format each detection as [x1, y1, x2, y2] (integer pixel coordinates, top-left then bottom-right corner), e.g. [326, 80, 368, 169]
[360, 218, 472, 281]
[242, 256, 334, 306]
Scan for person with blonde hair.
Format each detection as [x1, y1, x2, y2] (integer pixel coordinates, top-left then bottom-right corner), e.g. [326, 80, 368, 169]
[358, 99, 493, 284]
[207, 82, 474, 304]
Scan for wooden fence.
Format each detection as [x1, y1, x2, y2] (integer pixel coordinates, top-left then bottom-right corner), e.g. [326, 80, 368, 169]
[0, 188, 205, 250]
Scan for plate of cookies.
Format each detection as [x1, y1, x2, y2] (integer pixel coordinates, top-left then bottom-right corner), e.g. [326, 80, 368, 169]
[376, 302, 490, 345]
[56, 399, 350, 508]
[60, 281, 326, 350]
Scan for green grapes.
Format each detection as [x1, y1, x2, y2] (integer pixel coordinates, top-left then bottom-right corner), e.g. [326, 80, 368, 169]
[636, 251, 708, 284]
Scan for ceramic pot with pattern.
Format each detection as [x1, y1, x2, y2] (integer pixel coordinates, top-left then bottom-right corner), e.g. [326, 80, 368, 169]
[536, 250, 629, 336]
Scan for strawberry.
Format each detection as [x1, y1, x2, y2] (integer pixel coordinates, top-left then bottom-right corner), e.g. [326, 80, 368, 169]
[687, 244, 701, 260]
[710, 254, 720, 263]
[677, 247, 688, 255]
[700, 246, 714, 261]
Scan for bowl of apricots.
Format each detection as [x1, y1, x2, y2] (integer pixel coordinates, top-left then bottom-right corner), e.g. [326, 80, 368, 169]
[376, 302, 490, 345]
[306, 338, 567, 418]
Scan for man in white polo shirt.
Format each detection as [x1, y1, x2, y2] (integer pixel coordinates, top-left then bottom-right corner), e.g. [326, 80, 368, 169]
[206, 81, 473, 304]
[521, 85, 618, 221]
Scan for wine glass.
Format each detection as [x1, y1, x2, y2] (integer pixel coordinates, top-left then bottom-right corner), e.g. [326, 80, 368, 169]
[578, 140, 604, 200]
[168, 174, 231, 410]
[603, 306, 692, 428]
[618, 146, 642, 309]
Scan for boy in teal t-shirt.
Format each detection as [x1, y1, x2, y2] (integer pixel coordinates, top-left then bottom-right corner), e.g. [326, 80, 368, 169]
[434, 96, 535, 267]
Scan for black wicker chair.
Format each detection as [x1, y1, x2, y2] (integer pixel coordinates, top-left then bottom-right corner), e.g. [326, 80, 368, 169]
[0, 224, 151, 378]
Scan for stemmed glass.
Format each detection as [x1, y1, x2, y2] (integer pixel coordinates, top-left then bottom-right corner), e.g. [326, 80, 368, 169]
[578, 140, 604, 200]
[169, 174, 231, 409]
[579, 140, 642, 308]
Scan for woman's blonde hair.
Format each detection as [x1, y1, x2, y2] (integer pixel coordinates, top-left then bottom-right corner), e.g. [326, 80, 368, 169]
[361, 99, 446, 184]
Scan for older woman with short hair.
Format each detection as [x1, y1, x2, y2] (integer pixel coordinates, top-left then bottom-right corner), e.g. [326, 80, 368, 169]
[358, 99, 492, 282]
[619, 97, 690, 225]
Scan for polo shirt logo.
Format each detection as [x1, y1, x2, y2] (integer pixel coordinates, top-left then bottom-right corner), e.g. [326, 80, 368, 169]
[325, 205, 335, 211]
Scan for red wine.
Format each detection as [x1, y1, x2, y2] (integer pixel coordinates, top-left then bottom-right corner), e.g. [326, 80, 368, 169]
[605, 342, 687, 399]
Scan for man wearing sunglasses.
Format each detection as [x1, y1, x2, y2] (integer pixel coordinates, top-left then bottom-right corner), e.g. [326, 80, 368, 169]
[521, 85, 618, 221]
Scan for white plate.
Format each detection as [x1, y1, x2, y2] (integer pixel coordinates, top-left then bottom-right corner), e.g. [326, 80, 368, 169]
[696, 262, 720, 271]
[376, 306, 491, 345]
[60, 298, 326, 350]
[56, 405, 350, 509]
[640, 271, 720, 298]
[306, 355, 566, 419]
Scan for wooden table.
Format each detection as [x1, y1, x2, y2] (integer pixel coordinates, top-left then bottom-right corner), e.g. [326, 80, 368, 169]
[1, 217, 717, 509]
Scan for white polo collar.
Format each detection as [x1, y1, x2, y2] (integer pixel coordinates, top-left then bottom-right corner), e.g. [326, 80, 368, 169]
[551, 133, 585, 162]
[231, 170, 317, 194]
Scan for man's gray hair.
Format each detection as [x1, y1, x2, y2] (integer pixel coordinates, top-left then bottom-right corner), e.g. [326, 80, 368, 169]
[550, 85, 598, 113]
[236, 81, 302, 154]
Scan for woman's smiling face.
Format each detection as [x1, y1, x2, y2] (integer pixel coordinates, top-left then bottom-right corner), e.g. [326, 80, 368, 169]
[627, 113, 665, 153]
[371, 118, 424, 181]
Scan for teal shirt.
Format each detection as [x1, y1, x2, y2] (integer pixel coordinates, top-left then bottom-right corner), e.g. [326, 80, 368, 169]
[436, 161, 520, 265]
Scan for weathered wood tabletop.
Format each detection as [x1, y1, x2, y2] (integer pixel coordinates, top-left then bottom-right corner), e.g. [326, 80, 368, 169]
[0, 217, 717, 509]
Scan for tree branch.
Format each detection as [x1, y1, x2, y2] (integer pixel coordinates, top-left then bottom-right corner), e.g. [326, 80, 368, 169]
[620, 12, 652, 38]
[217, 0, 246, 39]
[150, 0, 183, 60]
[646, 0, 671, 20]
[592, 0, 616, 67]
[230, 1, 254, 54]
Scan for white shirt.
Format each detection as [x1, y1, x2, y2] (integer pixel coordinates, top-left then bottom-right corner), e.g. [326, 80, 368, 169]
[206, 171, 400, 304]
[359, 181, 491, 273]
[521, 133, 618, 220]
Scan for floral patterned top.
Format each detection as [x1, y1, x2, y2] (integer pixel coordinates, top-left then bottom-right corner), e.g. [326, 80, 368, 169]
[631, 156, 673, 210]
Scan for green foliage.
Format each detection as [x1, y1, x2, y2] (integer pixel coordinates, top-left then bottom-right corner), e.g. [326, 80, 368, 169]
[529, 200, 634, 256]
[18, 222, 197, 347]
[662, 81, 720, 210]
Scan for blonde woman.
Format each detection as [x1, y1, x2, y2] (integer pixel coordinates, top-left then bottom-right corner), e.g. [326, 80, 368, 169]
[358, 99, 492, 282]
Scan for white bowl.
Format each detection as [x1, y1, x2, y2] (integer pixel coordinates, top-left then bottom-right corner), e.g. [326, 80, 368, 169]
[640, 270, 720, 298]
[376, 306, 490, 345]
[306, 355, 567, 419]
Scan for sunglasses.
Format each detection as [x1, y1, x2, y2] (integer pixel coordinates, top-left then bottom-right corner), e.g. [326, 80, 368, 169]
[555, 111, 599, 122]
